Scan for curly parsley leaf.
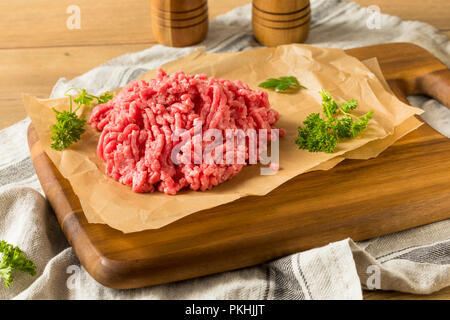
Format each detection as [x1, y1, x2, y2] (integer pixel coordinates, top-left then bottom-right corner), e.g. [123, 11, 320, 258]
[50, 88, 114, 151]
[297, 113, 338, 153]
[73, 89, 95, 107]
[50, 109, 87, 151]
[0, 240, 36, 288]
[259, 76, 307, 92]
[97, 91, 115, 104]
[72, 88, 114, 106]
[296, 90, 374, 153]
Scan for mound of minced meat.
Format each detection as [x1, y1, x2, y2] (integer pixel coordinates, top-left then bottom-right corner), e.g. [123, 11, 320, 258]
[89, 69, 283, 195]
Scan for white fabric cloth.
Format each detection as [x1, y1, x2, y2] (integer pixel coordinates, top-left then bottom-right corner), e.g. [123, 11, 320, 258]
[1, 0, 449, 299]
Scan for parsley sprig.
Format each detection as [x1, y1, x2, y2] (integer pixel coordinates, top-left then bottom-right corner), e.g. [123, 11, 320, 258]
[296, 90, 374, 153]
[73, 89, 114, 106]
[259, 76, 307, 92]
[50, 88, 114, 151]
[0, 240, 36, 288]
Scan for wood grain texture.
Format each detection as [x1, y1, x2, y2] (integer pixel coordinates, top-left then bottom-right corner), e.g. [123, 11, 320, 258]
[150, 0, 208, 47]
[28, 43, 450, 290]
[0, 0, 250, 50]
[253, 0, 309, 13]
[252, 0, 311, 47]
[349, 0, 450, 31]
[0, 44, 152, 130]
[1, 0, 449, 130]
[0, 0, 154, 49]
[1, 0, 448, 50]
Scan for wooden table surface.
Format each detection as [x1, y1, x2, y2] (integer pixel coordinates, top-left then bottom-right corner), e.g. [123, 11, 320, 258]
[1, 0, 449, 299]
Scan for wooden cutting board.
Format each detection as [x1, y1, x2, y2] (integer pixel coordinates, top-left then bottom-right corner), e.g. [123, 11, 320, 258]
[28, 43, 450, 289]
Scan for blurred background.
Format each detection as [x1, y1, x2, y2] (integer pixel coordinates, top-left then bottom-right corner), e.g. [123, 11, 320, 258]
[0, 0, 448, 129]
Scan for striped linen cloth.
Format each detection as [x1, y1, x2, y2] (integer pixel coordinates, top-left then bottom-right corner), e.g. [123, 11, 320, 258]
[1, 0, 450, 299]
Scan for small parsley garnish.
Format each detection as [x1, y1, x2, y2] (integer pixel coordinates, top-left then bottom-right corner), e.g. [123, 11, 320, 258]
[50, 88, 114, 151]
[296, 90, 374, 153]
[0, 240, 36, 288]
[258, 76, 307, 92]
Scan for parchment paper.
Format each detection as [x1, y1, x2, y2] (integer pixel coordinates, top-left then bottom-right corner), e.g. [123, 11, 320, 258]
[23, 44, 423, 233]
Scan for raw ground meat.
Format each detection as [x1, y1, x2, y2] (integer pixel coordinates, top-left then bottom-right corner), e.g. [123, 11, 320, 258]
[89, 69, 283, 195]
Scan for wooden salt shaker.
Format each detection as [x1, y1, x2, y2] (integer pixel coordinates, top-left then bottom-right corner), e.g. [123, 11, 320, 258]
[150, 0, 208, 47]
[252, 0, 311, 47]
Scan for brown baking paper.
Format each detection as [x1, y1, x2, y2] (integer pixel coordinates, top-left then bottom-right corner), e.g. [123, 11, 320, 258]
[23, 44, 423, 233]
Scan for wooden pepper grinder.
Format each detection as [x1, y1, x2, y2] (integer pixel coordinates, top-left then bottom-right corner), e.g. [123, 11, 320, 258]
[150, 0, 208, 47]
[252, 0, 311, 47]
